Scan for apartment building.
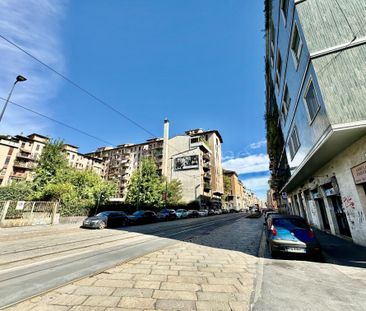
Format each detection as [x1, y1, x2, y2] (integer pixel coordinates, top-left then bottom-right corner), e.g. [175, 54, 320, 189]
[88, 122, 224, 207]
[0, 133, 105, 186]
[166, 133, 213, 205]
[223, 170, 246, 210]
[87, 138, 164, 198]
[184, 128, 224, 207]
[265, 0, 366, 246]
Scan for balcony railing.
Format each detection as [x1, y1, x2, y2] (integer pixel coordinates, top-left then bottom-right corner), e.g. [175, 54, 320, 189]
[204, 182, 211, 190]
[13, 161, 34, 169]
[16, 153, 37, 161]
[203, 172, 211, 180]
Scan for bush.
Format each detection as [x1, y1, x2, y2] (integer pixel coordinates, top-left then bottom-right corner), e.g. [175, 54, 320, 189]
[0, 182, 32, 201]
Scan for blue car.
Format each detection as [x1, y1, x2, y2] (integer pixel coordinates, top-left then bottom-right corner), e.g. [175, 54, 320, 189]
[266, 215, 321, 258]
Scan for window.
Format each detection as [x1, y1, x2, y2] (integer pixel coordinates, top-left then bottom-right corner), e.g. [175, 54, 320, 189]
[275, 51, 282, 88]
[288, 126, 300, 159]
[281, 0, 289, 23]
[291, 24, 302, 66]
[304, 80, 320, 122]
[36, 144, 40, 151]
[281, 84, 291, 121]
[270, 21, 275, 67]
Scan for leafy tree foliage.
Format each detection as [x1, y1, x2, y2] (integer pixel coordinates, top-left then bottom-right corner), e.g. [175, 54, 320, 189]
[33, 140, 68, 194]
[0, 182, 32, 201]
[223, 174, 232, 202]
[126, 157, 164, 208]
[24, 140, 117, 216]
[166, 179, 183, 205]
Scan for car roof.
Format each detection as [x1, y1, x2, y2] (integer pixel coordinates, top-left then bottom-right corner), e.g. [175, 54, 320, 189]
[271, 214, 305, 220]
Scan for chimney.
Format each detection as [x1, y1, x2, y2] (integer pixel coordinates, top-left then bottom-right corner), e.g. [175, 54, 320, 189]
[162, 118, 169, 178]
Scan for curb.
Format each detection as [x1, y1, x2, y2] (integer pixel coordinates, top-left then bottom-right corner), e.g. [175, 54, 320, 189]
[249, 226, 266, 311]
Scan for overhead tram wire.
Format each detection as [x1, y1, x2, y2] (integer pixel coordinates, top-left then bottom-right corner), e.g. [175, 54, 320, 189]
[0, 33, 157, 139]
[0, 97, 117, 147]
[0, 33, 206, 181]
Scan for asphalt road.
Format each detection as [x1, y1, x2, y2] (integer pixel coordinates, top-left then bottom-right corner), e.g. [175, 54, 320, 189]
[0, 213, 259, 308]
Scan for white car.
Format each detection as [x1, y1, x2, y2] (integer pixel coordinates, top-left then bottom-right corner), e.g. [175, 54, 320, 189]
[198, 209, 208, 217]
[176, 209, 188, 218]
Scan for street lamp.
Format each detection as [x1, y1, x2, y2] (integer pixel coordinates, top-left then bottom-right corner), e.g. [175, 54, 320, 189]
[0, 75, 27, 123]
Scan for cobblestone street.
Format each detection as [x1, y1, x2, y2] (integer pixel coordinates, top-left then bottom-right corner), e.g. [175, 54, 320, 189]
[2, 215, 263, 311]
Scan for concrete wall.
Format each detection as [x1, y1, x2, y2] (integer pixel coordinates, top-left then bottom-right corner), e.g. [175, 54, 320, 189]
[288, 134, 366, 246]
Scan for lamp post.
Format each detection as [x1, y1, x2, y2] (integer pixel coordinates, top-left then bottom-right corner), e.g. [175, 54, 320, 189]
[0, 75, 27, 124]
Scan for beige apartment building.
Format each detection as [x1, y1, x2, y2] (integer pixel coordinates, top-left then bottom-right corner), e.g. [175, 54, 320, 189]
[0, 133, 105, 186]
[222, 169, 263, 211]
[87, 138, 164, 198]
[87, 121, 224, 207]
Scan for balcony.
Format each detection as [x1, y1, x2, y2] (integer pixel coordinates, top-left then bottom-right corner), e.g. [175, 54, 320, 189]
[13, 161, 34, 169]
[203, 172, 211, 180]
[16, 153, 37, 161]
[204, 182, 211, 191]
[20, 146, 32, 153]
[203, 153, 210, 161]
[203, 162, 211, 171]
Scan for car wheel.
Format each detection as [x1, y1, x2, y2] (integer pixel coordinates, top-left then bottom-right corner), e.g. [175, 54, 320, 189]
[98, 221, 106, 229]
[121, 219, 127, 227]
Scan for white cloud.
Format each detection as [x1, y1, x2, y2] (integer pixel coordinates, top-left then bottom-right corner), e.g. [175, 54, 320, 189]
[249, 139, 266, 150]
[0, 0, 67, 134]
[241, 175, 270, 200]
[222, 153, 269, 175]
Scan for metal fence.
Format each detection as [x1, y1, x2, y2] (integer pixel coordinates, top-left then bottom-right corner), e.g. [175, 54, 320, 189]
[0, 201, 58, 227]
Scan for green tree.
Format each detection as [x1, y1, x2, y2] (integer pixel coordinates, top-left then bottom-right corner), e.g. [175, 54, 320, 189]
[32, 139, 68, 195]
[0, 181, 33, 201]
[126, 157, 164, 208]
[166, 179, 183, 204]
[223, 174, 232, 202]
[30, 140, 117, 216]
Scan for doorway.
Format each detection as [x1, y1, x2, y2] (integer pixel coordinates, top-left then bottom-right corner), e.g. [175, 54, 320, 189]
[316, 198, 330, 230]
[330, 195, 352, 237]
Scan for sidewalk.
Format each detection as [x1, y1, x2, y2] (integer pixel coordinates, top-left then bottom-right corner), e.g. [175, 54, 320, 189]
[315, 229, 366, 268]
[4, 241, 258, 311]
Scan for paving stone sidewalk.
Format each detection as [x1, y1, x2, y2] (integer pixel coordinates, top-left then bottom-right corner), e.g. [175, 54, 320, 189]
[5, 241, 258, 311]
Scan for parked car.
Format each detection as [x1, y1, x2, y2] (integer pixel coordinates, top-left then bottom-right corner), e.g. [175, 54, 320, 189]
[176, 209, 188, 219]
[127, 210, 157, 225]
[266, 215, 321, 258]
[208, 209, 215, 216]
[229, 208, 238, 213]
[187, 210, 199, 218]
[82, 211, 128, 229]
[157, 209, 177, 221]
[264, 211, 280, 223]
[221, 209, 229, 214]
[198, 209, 208, 217]
[213, 209, 222, 215]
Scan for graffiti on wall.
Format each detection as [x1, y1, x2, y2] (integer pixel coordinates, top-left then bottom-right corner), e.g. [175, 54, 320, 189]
[343, 196, 365, 227]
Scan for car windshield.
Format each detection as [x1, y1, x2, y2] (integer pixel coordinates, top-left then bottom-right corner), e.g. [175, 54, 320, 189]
[132, 211, 144, 216]
[272, 218, 309, 229]
[96, 212, 111, 217]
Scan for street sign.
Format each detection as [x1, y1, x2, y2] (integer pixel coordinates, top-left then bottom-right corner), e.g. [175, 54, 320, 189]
[16, 201, 25, 210]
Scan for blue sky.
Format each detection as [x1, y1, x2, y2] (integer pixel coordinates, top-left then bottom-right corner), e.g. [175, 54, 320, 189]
[0, 0, 269, 199]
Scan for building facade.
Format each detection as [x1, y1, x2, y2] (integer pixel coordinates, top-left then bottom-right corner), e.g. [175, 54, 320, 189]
[87, 138, 164, 198]
[265, 0, 366, 246]
[0, 133, 105, 186]
[87, 122, 225, 207]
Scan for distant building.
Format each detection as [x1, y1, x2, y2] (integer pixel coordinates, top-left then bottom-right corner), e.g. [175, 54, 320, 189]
[87, 121, 225, 207]
[87, 138, 164, 198]
[223, 170, 246, 210]
[265, 0, 366, 246]
[0, 133, 105, 186]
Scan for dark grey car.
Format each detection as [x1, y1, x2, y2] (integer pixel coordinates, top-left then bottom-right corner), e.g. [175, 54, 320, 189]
[82, 211, 128, 229]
